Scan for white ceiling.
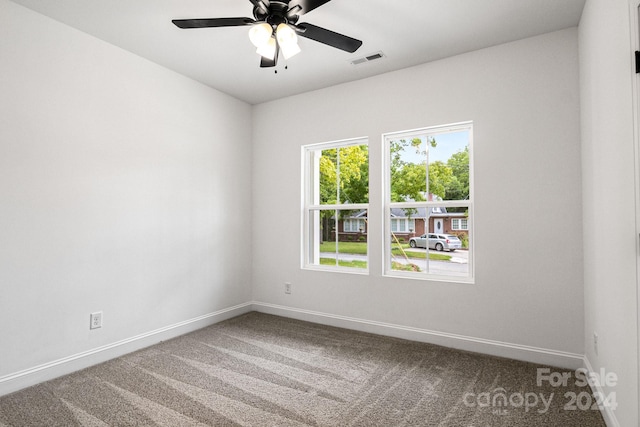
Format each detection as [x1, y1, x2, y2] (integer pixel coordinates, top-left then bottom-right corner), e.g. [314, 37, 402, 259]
[9, 0, 586, 104]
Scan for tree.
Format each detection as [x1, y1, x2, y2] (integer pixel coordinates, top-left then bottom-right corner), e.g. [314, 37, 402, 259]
[428, 161, 454, 199]
[339, 145, 369, 204]
[319, 145, 368, 204]
[319, 145, 369, 240]
[390, 137, 459, 202]
[390, 138, 430, 202]
[445, 147, 469, 200]
[317, 138, 469, 239]
[389, 138, 468, 202]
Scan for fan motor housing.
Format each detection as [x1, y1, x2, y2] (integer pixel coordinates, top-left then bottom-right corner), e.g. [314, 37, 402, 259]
[253, 1, 299, 26]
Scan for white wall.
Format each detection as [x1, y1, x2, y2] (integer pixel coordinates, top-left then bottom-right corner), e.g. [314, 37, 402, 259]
[252, 29, 584, 365]
[580, 0, 639, 425]
[0, 0, 252, 392]
[11, 1, 635, 420]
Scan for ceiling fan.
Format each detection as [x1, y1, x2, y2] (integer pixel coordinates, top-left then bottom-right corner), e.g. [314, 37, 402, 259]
[172, 0, 363, 68]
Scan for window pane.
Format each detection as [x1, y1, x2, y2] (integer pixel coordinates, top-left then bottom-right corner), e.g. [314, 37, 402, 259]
[339, 145, 369, 204]
[451, 217, 469, 231]
[307, 208, 368, 270]
[389, 206, 470, 277]
[308, 210, 368, 269]
[428, 130, 470, 202]
[320, 145, 369, 205]
[319, 148, 338, 205]
[345, 218, 366, 233]
[334, 209, 368, 269]
[390, 211, 426, 273]
[344, 219, 352, 232]
[389, 130, 470, 204]
[389, 138, 428, 202]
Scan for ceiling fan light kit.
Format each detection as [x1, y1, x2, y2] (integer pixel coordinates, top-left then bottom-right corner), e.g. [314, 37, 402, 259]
[172, 0, 362, 68]
[248, 22, 273, 48]
[256, 36, 277, 60]
[276, 24, 301, 60]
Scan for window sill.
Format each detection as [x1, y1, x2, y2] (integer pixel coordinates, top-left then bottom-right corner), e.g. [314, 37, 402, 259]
[383, 271, 475, 284]
[302, 265, 369, 275]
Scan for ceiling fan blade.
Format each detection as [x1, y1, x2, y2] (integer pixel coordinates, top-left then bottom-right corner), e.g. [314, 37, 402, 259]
[260, 43, 279, 68]
[289, 0, 333, 15]
[172, 17, 255, 29]
[296, 23, 362, 53]
[260, 56, 276, 68]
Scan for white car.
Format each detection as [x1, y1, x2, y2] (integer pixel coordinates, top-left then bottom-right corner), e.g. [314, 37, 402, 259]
[409, 233, 462, 252]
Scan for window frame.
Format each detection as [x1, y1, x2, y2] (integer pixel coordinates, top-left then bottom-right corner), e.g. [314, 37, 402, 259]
[382, 122, 474, 283]
[390, 217, 416, 233]
[301, 137, 369, 274]
[344, 218, 366, 233]
[451, 217, 469, 231]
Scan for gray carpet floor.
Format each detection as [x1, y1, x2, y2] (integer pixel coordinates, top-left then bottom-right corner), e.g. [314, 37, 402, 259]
[0, 312, 606, 426]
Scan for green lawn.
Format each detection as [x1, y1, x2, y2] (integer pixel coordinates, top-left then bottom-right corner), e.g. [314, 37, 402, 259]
[320, 258, 368, 269]
[320, 241, 452, 261]
[319, 258, 424, 271]
[319, 241, 368, 254]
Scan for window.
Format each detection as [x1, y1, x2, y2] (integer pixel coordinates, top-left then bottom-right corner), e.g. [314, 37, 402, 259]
[302, 138, 369, 271]
[383, 122, 473, 281]
[390, 218, 415, 233]
[451, 218, 468, 230]
[344, 218, 366, 233]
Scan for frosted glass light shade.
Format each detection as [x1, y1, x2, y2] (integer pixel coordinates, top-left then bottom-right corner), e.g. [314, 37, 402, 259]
[256, 36, 276, 60]
[276, 23, 301, 60]
[249, 23, 273, 48]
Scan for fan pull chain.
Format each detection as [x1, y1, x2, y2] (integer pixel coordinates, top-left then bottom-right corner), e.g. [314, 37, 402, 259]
[275, 64, 289, 74]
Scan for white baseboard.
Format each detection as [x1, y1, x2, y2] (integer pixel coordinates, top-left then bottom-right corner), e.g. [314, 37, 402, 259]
[0, 301, 588, 401]
[0, 302, 253, 397]
[583, 356, 620, 427]
[252, 302, 585, 370]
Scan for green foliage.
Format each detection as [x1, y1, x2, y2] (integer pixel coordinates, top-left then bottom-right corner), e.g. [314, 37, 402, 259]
[318, 145, 369, 241]
[319, 145, 369, 204]
[318, 137, 469, 245]
[445, 147, 470, 200]
[319, 152, 338, 204]
[389, 137, 469, 201]
[390, 138, 427, 202]
[428, 161, 453, 199]
[319, 138, 468, 206]
[454, 232, 469, 248]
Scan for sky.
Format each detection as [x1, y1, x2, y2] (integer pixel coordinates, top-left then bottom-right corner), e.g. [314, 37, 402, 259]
[428, 130, 469, 163]
[396, 129, 469, 165]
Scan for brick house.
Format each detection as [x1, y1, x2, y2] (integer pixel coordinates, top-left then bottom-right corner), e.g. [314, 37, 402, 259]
[332, 207, 469, 242]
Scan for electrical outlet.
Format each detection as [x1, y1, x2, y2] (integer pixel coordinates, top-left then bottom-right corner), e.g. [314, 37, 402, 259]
[593, 332, 598, 356]
[90, 311, 103, 330]
[284, 282, 291, 294]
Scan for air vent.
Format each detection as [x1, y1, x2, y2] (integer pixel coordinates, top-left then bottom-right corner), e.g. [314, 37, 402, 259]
[350, 51, 385, 66]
